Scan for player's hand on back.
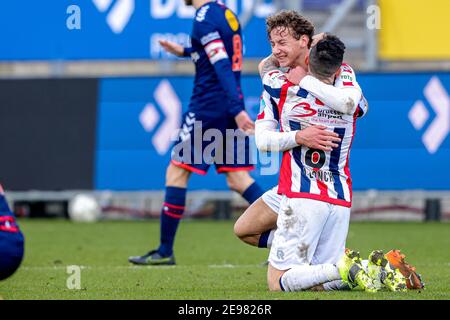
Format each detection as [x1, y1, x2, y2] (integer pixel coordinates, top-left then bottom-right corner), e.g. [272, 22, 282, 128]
[235, 110, 255, 134]
[158, 40, 184, 57]
[286, 66, 308, 84]
[311, 32, 327, 47]
[295, 125, 341, 151]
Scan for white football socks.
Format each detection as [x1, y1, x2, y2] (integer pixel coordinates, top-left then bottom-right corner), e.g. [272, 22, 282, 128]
[280, 264, 341, 292]
[322, 280, 350, 291]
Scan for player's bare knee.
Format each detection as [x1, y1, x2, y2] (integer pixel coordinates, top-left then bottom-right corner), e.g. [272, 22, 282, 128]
[267, 264, 285, 292]
[225, 171, 253, 193]
[233, 208, 252, 238]
[268, 281, 282, 292]
[233, 219, 244, 238]
[166, 164, 190, 187]
[267, 276, 283, 291]
[225, 174, 240, 192]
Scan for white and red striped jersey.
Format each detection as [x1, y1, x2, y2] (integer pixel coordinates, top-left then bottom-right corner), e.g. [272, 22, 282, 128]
[257, 64, 367, 207]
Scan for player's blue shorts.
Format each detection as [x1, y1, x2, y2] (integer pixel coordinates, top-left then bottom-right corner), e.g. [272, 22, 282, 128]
[171, 111, 254, 175]
[0, 216, 24, 281]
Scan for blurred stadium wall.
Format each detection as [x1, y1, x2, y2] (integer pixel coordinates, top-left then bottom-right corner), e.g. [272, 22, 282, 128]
[0, 0, 449, 221]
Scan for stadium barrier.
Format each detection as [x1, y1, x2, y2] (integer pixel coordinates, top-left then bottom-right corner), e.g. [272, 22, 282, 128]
[1, 72, 450, 221]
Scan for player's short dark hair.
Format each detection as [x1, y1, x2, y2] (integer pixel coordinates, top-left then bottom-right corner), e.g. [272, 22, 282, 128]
[308, 34, 346, 79]
[266, 10, 314, 47]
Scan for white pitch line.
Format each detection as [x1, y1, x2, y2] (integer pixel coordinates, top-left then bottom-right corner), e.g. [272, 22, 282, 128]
[20, 264, 262, 271]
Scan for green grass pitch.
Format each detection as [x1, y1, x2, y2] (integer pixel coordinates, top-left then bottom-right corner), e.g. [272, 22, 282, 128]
[1, 219, 449, 300]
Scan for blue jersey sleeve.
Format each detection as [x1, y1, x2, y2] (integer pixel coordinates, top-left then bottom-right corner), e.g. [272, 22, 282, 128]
[183, 47, 193, 57]
[195, 20, 245, 118]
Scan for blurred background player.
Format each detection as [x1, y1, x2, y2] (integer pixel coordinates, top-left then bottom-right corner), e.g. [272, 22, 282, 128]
[0, 184, 24, 281]
[128, 0, 264, 266]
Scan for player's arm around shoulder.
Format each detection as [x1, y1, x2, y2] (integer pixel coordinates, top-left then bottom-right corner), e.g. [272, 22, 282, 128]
[292, 63, 362, 115]
[258, 55, 287, 87]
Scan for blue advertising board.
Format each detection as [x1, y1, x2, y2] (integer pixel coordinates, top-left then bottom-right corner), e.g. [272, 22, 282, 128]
[0, 0, 274, 60]
[95, 72, 450, 191]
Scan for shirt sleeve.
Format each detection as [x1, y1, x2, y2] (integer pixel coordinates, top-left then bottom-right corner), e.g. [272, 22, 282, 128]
[255, 73, 299, 152]
[183, 47, 193, 57]
[196, 20, 245, 118]
[299, 63, 362, 115]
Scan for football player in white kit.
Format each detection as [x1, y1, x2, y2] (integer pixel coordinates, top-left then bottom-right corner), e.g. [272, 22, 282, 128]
[257, 34, 376, 292]
[234, 11, 363, 253]
[234, 11, 416, 292]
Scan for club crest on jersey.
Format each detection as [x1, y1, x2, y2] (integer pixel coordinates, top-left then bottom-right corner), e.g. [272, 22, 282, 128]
[0, 216, 19, 233]
[225, 9, 239, 31]
[190, 51, 200, 63]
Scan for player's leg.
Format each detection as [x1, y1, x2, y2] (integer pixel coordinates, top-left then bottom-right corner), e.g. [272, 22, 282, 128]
[267, 197, 342, 291]
[158, 163, 191, 257]
[311, 204, 351, 265]
[309, 204, 351, 291]
[216, 116, 264, 203]
[233, 187, 279, 247]
[129, 111, 210, 265]
[216, 118, 270, 244]
[128, 163, 192, 265]
[218, 165, 264, 205]
[273, 264, 342, 292]
[0, 184, 24, 281]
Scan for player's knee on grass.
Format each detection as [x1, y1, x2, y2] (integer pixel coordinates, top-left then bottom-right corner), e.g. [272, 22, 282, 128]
[225, 171, 253, 194]
[233, 219, 260, 246]
[165, 163, 191, 187]
[267, 264, 284, 292]
[234, 204, 260, 246]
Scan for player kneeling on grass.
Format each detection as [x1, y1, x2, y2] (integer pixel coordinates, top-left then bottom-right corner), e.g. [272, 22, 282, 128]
[259, 34, 424, 293]
[255, 27, 424, 292]
[258, 34, 376, 292]
[0, 184, 24, 281]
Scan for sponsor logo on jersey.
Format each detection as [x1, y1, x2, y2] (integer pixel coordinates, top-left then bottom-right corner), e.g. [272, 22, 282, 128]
[317, 109, 343, 120]
[225, 9, 239, 31]
[340, 74, 353, 82]
[196, 5, 209, 22]
[291, 102, 317, 118]
[200, 31, 221, 45]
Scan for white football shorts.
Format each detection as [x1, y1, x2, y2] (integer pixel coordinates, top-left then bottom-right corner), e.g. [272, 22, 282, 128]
[261, 186, 282, 214]
[269, 195, 351, 270]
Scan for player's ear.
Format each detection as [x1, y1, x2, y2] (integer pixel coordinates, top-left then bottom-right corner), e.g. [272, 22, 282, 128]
[299, 35, 309, 48]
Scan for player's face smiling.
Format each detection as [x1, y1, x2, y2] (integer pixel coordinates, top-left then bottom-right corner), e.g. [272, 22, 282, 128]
[270, 27, 306, 68]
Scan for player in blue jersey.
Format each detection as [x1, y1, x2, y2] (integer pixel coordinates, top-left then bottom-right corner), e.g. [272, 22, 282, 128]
[128, 0, 265, 265]
[0, 184, 24, 281]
